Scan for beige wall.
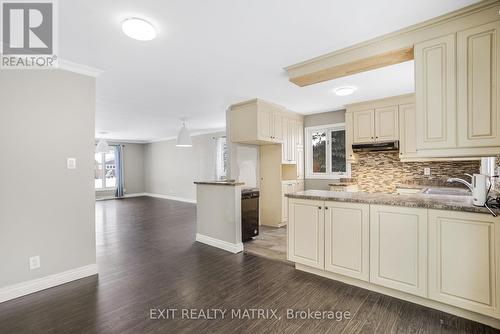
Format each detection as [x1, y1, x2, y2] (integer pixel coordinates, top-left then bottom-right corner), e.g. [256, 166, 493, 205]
[304, 110, 346, 190]
[0, 70, 96, 288]
[144, 132, 224, 201]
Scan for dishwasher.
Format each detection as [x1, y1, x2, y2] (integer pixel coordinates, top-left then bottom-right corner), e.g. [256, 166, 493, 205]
[241, 188, 259, 242]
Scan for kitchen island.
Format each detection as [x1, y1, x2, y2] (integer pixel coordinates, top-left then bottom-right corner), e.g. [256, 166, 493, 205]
[194, 180, 245, 253]
[285, 190, 500, 329]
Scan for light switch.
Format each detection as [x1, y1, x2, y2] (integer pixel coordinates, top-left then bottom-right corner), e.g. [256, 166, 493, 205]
[67, 158, 77, 169]
[424, 167, 431, 176]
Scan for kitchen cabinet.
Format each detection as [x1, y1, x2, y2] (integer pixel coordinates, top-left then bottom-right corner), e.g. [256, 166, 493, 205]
[324, 202, 369, 281]
[369, 205, 427, 297]
[352, 106, 398, 144]
[375, 106, 399, 141]
[353, 109, 375, 143]
[287, 199, 324, 269]
[296, 146, 304, 179]
[345, 112, 356, 163]
[230, 99, 283, 144]
[281, 180, 304, 223]
[415, 34, 457, 150]
[398, 103, 417, 159]
[282, 117, 296, 163]
[428, 210, 500, 318]
[457, 21, 500, 148]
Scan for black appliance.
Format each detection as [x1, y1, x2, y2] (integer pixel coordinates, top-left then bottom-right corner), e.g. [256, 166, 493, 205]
[352, 140, 399, 152]
[241, 188, 259, 242]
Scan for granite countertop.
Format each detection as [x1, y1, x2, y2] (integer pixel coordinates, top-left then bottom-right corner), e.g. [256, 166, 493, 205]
[286, 190, 499, 215]
[194, 180, 245, 186]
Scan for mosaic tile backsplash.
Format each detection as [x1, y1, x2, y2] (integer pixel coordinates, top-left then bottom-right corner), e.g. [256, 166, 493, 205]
[350, 151, 488, 193]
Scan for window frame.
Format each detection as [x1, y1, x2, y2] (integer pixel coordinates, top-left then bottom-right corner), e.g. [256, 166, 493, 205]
[94, 147, 117, 191]
[305, 123, 351, 180]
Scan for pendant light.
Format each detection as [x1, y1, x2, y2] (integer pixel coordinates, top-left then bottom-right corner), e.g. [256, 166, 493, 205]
[96, 138, 111, 153]
[176, 121, 192, 147]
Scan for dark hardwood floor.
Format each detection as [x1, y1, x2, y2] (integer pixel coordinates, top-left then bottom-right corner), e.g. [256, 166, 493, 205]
[0, 196, 498, 333]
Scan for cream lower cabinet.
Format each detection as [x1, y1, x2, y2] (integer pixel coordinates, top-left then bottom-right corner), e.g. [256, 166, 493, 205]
[369, 205, 427, 297]
[324, 202, 369, 281]
[287, 199, 324, 269]
[428, 210, 500, 319]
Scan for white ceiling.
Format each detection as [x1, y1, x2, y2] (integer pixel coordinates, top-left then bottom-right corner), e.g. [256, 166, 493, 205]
[58, 0, 479, 142]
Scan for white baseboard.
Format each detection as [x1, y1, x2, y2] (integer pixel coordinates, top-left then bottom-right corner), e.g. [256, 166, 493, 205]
[145, 193, 197, 204]
[196, 233, 243, 254]
[123, 192, 148, 198]
[0, 264, 98, 304]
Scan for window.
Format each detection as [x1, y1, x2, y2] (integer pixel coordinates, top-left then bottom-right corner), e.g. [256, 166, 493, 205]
[306, 123, 350, 179]
[94, 146, 116, 189]
[216, 137, 228, 180]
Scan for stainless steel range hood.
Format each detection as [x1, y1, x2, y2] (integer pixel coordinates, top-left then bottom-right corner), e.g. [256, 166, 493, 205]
[352, 140, 399, 152]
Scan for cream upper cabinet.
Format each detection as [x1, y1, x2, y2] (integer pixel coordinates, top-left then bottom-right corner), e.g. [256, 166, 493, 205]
[428, 210, 500, 319]
[287, 198, 324, 269]
[370, 205, 427, 297]
[345, 111, 356, 162]
[399, 103, 417, 159]
[352, 106, 399, 144]
[324, 202, 369, 281]
[282, 117, 296, 163]
[296, 146, 304, 179]
[230, 99, 284, 145]
[457, 21, 500, 148]
[352, 109, 375, 143]
[415, 34, 457, 150]
[375, 106, 399, 141]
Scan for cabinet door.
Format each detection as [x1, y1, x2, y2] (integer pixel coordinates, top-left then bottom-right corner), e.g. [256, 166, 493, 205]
[287, 199, 325, 269]
[272, 112, 283, 142]
[370, 205, 427, 297]
[324, 202, 369, 281]
[345, 112, 356, 162]
[399, 103, 417, 158]
[375, 106, 399, 141]
[281, 183, 289, 222]
[296, 146, 304, 179]
[258, 109, 273, 140]
[353, 110, 375, 143]
[415, 34, 456, 149]
[428, 210, 500, 318]
[296, 120, 304, 147]
[282, 117, 289, 162]
[457, 21, 500, 148]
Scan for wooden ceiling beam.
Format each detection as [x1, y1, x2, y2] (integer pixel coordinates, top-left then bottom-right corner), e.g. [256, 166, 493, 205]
[289, 46, 414, 87]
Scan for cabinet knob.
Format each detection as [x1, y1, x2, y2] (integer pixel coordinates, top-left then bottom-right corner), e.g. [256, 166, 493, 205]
[318, 206, 322, 210]
[325, 207, 328, 210]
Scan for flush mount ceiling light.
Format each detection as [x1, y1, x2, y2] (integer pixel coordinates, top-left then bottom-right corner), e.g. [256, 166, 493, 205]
[122, 18, 157, 41]
[333, 86, 357, 96]
[96, 139, 111, 153]
[176, 121, 192, 147]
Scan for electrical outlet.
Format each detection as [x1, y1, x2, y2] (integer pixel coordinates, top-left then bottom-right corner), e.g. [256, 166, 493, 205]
[424, 167, 431, 176]
[67, 158, 77, 169]
[29, 256, 40, 270]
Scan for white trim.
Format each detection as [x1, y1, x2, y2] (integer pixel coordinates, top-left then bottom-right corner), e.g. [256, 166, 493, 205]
[305, 123, 351, 179]
[123, 192, 148, 198]
[195, 233, 243, 254]
[144, 193, 197, 204]
[0, 264, 98, 304]
[58, 59, 103, 77]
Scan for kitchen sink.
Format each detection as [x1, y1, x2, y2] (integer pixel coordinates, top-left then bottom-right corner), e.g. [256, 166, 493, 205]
[422, 187, 471, 196]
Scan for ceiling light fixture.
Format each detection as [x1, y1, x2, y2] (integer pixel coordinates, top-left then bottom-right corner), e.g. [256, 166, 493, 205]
[333, 86, 357, 96]
[122, 18, 157, 41]
[176, 121, 192, 147]
[96, 139, 111, 153]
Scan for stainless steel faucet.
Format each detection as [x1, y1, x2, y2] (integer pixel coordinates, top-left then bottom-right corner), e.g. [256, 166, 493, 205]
[446, 174, 473, 191]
